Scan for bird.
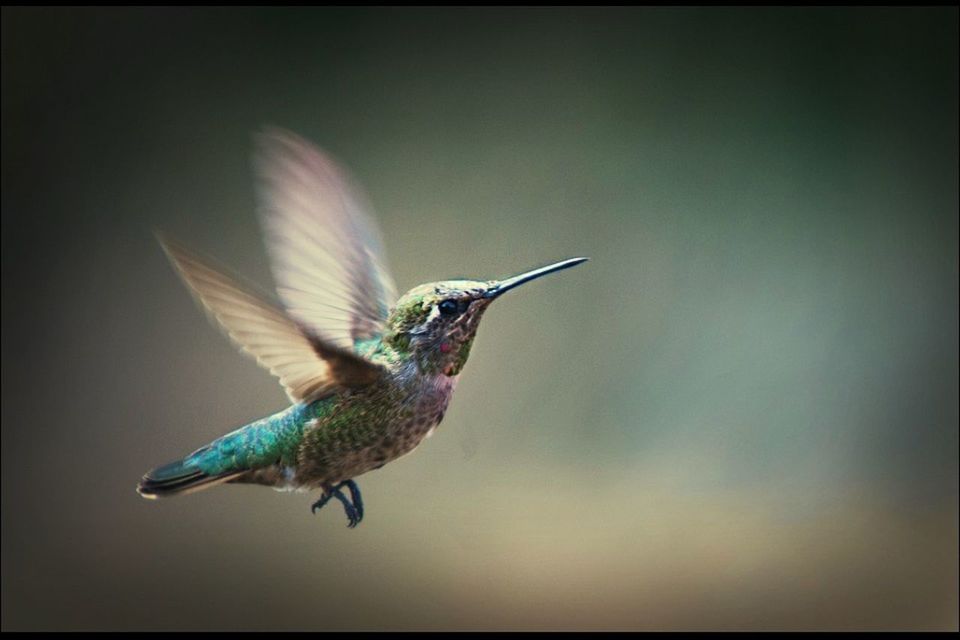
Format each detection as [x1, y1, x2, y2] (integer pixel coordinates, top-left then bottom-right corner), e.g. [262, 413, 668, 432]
[137, 128, 588, 527]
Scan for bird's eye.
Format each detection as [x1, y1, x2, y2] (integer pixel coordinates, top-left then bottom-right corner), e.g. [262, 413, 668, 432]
[438, 299, 459, 316]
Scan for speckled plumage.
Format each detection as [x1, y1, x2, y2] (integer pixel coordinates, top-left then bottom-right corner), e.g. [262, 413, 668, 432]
[137, 128, 587, 527]
[210, 280, 491, 490]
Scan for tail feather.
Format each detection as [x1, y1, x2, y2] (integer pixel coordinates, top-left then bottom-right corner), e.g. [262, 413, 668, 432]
[137, 454, 242, 499]
[138, 416, 293, 499]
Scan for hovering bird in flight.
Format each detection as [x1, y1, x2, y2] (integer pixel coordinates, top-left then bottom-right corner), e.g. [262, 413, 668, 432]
[138, 128, 588, 527]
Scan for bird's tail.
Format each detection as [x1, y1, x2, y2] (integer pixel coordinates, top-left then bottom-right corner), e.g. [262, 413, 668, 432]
[137, 448, 242, 499]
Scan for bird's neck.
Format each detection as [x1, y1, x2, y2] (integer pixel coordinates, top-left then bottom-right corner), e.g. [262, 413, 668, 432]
[376, 329, 474, 378]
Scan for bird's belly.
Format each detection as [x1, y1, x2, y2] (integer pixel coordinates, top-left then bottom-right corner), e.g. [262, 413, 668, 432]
[295, 375, 457, 487]
[300, 414, 442, 487]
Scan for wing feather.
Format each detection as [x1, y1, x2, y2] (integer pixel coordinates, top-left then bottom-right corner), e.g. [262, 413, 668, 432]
[158, 235, 382, 403]
[254, 128, 397, 350]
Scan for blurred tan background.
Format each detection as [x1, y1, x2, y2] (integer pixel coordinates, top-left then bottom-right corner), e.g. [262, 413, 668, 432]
[2, 7, 957, 631]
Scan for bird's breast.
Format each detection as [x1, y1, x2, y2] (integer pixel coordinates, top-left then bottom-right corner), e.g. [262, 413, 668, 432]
[411, 372, 458, 434]
[292, 370, 460, 487]
[361, 371, 460, 467]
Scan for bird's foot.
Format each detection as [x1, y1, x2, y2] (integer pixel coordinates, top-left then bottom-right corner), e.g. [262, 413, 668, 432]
[311, 480, 364, 528]
[342, 479, 363, 521]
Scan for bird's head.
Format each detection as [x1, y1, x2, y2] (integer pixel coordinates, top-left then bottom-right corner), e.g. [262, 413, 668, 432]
[382, 257, 588, 376]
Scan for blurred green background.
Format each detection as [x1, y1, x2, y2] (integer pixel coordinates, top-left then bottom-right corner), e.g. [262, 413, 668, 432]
[2, 7, 957, 631]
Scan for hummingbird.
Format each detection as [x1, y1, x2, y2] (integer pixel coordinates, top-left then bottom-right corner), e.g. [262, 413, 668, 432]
[137, 128, 588, 527]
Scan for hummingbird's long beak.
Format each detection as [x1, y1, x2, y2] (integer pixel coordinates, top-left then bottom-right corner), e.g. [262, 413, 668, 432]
[483, 257, 589, 300]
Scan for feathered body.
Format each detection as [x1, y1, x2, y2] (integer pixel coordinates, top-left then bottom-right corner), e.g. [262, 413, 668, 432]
[138, 128, 586, 526]
[194, 365, 456, 493]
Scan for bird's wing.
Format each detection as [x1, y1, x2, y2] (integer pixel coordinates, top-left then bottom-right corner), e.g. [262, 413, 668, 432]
[159, 236, 383, 403]
[254, 127, 398, 351]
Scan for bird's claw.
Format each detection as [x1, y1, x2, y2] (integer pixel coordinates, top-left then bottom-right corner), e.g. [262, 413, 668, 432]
[343, 502, 360, 529]
[311, 480, 364, 528]
[310, 493, 330, 514]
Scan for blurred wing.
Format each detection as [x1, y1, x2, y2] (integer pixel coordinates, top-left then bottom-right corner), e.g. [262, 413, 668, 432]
[159, 236, 382, 403]
[254, 127, 397, 352]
